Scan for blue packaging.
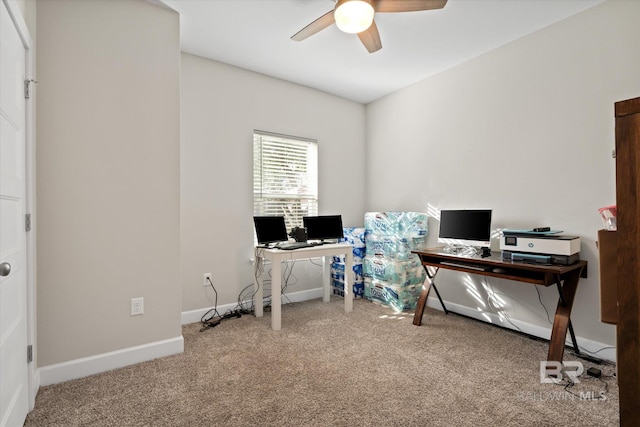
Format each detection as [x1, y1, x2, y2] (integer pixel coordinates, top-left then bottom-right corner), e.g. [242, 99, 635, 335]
[331, 261, 363, 282]
[340, 227, 366, 248]
[331, 278, 364, 298]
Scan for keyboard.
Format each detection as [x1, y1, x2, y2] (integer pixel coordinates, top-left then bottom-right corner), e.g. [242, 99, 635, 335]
[440, 261, 488, 271]
[276, 241, 322, 250]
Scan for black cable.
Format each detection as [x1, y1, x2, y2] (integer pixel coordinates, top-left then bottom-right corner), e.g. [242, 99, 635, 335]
[200, 277, 219, 322]
[535, 286, 552, 324]
[568, 345, 617, 365]
[579, 345, 616, 356]
[248, 249, 334, 314]
[254, 248, 273, 309]
[236, 283, 257, 314]
[200, 277, 221, 331]
[559, 375, 609, 401]
[484, 277, 521, 332]
[200, 277, 241, 332]
[254, 248, 299, 309]
[280, 260, 297, 304]
[308, 257, 323, 268]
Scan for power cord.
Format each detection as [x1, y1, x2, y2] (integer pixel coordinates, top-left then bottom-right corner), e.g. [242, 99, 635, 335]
[535, 286, 553, 324]
[200, 277, 241, 332]
[556, 371, 614, 401]
[484, 277, 522, 332]
[245, 250, 335, 315]
[235, 283, 257, 314]
[253, 247, 299, 310]
[531, 283, 614, 364]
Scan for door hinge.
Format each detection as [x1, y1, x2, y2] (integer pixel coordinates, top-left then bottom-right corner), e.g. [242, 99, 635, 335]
[24, 79, 37, 99]
[27, 345, 33, 363]
[25, 213, 31, 232]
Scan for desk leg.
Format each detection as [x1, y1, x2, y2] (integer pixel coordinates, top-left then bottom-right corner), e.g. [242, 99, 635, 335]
[322, 256, 331, 303]
[413, 267, 440, 326]
[271, 259, 282, 331]
[254, 253, 263, 318]
[567, 320, 579, 355]
[555, 277, 580, 355]
[431, 283, 448, 315]
[547, 269, 580, 363]
[344, 250, 354, 313]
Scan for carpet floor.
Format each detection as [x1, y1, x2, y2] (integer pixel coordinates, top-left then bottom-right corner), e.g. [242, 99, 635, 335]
[25, 297, 618, 426]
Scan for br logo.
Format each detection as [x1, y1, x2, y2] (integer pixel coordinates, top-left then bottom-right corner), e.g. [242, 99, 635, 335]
[540, 361, 583, 384]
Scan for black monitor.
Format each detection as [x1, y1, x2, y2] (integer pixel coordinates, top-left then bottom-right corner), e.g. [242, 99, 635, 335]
[303, 215, 344, 242]
[253, 216, 288, 245]
[438, 209, 492, 248]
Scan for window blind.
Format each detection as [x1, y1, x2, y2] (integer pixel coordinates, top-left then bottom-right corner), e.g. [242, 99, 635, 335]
[253, 131, 318, 232]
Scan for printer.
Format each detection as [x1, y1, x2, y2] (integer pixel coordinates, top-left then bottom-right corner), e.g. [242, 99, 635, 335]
[500, 230, 580, 265]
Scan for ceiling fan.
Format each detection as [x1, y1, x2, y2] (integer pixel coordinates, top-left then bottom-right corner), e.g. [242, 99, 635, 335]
[291, 0, 448, 53]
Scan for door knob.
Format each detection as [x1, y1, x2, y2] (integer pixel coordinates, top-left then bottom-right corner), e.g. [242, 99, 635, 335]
[0, 262, 11, 277]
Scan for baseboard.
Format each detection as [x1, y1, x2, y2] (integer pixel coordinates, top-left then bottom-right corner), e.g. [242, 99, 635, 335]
[181, 287, 324, 325]
[38, 287, 325, 386]
[38, 335, 184, 386]
[426, 297, 617, 363]
[29, 365, 40, 410]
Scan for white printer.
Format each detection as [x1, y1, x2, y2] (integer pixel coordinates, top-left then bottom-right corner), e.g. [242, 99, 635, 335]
[500, 230, 580, 265]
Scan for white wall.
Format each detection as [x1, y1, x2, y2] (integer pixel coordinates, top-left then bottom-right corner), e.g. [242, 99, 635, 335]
[36, 0, 181, 368]
[366, 0, 640, 356]
[180, 53, 366, 315]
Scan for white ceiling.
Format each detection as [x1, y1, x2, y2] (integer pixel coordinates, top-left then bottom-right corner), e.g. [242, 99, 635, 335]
[160, 0, 605, 104]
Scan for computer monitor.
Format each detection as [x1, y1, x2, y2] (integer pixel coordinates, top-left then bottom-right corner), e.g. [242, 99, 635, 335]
[253, 216, 289, 245]
[303, 215, 344, 242]
[438, 209, 492, 249]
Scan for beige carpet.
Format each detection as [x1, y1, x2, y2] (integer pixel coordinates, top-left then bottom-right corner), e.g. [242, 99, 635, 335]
[25, 297, 618, 426]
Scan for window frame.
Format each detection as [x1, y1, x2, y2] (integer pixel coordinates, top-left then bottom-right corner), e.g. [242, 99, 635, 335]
[253, 130, 318, 234]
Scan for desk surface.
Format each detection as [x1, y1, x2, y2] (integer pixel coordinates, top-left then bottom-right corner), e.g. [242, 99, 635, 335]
[258, 242, 353, 258]
[411, 247, 587, 286]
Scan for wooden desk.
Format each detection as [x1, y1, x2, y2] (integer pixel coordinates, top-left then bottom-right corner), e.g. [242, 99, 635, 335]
[411, 248, 588, 364]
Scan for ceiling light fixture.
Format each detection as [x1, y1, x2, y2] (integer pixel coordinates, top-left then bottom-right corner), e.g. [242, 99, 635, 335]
[334, 0, 375, 34]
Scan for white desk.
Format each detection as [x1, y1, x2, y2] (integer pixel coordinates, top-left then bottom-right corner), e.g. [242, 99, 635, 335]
[254, 243, 354, 331]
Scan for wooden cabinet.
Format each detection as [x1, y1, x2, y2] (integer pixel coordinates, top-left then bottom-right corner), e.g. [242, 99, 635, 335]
[614, 96, 640, 426]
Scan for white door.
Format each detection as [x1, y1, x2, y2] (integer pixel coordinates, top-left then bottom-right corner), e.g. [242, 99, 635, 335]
[0, 1, 29, 426]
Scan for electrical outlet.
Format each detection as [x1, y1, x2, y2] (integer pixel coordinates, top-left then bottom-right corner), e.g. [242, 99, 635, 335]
[131, 297, 144, 316]
[203, 273, 212, 287]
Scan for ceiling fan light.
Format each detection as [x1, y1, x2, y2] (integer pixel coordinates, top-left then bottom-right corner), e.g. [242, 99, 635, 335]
[334, 0, 375, 34]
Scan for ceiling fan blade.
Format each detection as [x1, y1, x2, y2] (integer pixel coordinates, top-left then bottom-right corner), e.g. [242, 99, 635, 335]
[291, 10, 336, 41]
[375, 0, 447, 13]
[357, 20, 382, 53]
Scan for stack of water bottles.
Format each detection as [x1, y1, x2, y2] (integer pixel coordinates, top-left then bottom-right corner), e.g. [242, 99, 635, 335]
[330, 227, 366, 298]
[363, 212, 428, 312]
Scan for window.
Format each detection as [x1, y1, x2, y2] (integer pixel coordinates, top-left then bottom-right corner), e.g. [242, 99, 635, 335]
[253, 131, 318, 233]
